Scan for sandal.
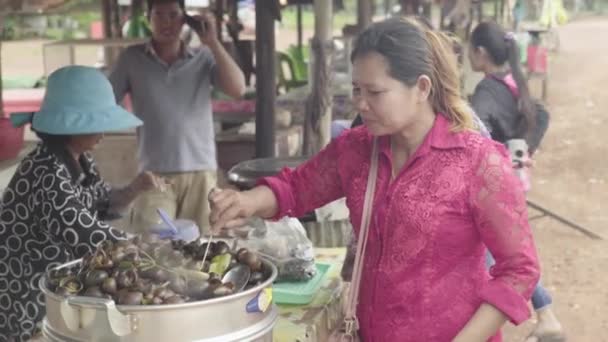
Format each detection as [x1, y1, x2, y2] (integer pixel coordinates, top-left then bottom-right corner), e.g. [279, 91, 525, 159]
[525, 332, 567, 342]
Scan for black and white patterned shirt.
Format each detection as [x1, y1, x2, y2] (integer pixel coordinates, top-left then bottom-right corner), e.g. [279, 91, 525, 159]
[0, 143, 125, 342]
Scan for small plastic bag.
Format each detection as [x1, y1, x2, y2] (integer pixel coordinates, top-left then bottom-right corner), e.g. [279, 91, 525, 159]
[236, 217, 316, 282]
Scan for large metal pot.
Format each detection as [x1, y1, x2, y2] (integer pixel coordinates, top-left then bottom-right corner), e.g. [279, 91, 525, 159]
[40, 259, 278, 342]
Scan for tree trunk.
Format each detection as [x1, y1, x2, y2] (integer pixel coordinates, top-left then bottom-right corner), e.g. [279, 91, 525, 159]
[303, 0, 334, 155]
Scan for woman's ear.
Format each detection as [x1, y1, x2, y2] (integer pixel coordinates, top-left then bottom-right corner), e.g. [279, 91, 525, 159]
[474, 46, 490, 62]
[415, 75, 433, 103]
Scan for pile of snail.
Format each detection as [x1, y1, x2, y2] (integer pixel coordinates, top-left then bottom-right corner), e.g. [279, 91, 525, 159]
[46, 235, 269, 305]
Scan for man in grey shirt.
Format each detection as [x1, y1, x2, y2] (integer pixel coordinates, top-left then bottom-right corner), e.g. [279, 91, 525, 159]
[110, 0, 245, 235]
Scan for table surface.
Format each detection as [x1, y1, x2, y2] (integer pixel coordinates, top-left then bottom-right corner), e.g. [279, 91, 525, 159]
[273, 247, 346, 342]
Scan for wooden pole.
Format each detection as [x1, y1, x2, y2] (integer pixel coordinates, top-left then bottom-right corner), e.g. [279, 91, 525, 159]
[358, 0, 373, 29]
[315, 0, 333, 149]
[297, 3, 303, 49]
[101, 0, 113, 66]
[215, 0, 224, 42]
[303, 0, 333, 154]
[111, 0, 122, 38]
[102, 0, 113, 38]
[254, 1, 276, 158]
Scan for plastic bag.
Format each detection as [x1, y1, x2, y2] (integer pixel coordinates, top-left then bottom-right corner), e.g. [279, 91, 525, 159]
[236, 217, 316, 282]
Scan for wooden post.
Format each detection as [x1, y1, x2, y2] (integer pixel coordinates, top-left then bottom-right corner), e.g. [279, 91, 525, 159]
[297, 3, 303, 49]
[102, 0, 113, 38]
[254, 1, 276, 158]
[215, 0, 224, 43]
[111, 0, 122, 38]
[303, 0, 333, 154]
[315, 0, 333, 150]
[358, 0, 373, 29]
[101, 0, 113, 66]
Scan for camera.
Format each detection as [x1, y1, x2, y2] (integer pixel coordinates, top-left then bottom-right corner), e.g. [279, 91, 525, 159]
[185, 15, 207, 34]
[506, 139, 528, 168]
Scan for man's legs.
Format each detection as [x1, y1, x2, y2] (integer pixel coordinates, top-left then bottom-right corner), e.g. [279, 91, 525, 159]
[129, 176, 179, 234]
[177, 170, 217, 236]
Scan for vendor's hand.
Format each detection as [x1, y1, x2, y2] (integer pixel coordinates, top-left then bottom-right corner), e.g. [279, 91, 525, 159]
[191, 12, 218, 47]
[513, 156, 535, 169]
[130, 172, 170, 194]
[208, 188, 256, 234]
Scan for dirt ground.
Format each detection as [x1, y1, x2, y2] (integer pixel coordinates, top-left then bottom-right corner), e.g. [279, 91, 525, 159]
[2, 16, 607, 342]
[500, 17, 608, 342]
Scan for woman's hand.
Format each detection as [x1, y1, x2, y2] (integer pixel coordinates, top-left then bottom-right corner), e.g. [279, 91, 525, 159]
[208, 188, 256, 234]
[129, 171, 169, 194]
[108, 172, 170, 215]
[451, 303, 507, 342]
[513, 155, 535, 169]
[208, 186, 279, 234]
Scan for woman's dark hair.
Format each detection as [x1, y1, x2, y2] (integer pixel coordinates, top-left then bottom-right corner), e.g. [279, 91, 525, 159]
[471, 21, 536, 139]
[34, 131, 71, 147]
[146, 0, 185, 16]
[351, 17, 475, 131]
[34, 129, 84, 180]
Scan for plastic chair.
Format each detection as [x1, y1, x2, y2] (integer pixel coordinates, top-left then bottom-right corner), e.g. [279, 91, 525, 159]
[286, 45, 309, 82]
[276, 51, 307, 94]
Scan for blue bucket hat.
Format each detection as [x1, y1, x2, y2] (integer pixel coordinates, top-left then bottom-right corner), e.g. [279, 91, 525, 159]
[11, 65, 142, 134]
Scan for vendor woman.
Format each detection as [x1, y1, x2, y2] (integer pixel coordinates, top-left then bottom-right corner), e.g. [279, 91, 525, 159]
[0, 66, 165, 341]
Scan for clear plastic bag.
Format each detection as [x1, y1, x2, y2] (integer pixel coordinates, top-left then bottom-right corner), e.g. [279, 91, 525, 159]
[236, 217, 317, 282]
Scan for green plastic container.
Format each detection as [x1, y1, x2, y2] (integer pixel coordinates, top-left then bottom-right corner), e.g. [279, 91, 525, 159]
[273, 263, 331, 305]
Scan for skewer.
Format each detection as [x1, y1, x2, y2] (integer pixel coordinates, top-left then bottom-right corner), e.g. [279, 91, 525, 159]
[202, 234, 213, 263]
[203, 187, 221, 262]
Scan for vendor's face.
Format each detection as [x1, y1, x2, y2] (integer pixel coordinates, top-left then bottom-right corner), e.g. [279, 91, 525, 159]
[352, 52, 423, 136]
[468, 44, 486, 72]
[149, 2, 185, 44]
[69, 134, 104, 153]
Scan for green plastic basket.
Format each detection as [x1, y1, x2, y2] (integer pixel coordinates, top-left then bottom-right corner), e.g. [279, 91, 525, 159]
[273, 263, 331, 305]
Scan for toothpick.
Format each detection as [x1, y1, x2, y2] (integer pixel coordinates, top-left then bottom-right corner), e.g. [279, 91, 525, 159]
[202, 234, 213, 264]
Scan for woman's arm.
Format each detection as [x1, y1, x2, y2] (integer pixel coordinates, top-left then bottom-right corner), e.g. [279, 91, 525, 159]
[471, 87, 500, 138]
[106, 172, 167, 214]
[198, 13, 246, 98]
[41, 175, 127, 257]
[452, 304, 507, 342]
[454, 143, 540, 341]
[210, 136, 349, 232]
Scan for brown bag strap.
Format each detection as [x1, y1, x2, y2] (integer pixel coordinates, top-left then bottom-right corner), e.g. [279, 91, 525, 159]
[343, 137, 379, 329]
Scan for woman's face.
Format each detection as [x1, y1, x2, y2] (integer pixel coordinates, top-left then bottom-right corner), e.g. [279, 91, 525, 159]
[468, 44, 486, 72]
[352, 52, 428, 136]
[69, 134, 104, 153]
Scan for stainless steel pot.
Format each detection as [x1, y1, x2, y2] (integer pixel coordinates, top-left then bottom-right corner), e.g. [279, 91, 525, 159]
[40, 259, 278, 342]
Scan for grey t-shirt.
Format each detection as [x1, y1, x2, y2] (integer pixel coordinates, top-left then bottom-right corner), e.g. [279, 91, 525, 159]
[109, 43, 217, 173]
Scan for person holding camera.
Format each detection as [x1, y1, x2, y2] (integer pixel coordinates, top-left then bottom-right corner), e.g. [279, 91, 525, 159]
[468, 21, 564, 342]
[109, 0, 246, 236]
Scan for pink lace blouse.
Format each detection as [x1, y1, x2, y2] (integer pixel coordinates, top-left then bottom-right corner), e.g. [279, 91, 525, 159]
[261, 115, 540, 341]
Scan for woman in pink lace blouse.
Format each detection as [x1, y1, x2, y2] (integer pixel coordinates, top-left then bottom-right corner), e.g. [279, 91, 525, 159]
[209, 18, 540, 342]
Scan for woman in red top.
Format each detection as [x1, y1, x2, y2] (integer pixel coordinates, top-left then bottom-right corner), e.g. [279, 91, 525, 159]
[210, 18, 540, 341]
[469, 21, 564, 342]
